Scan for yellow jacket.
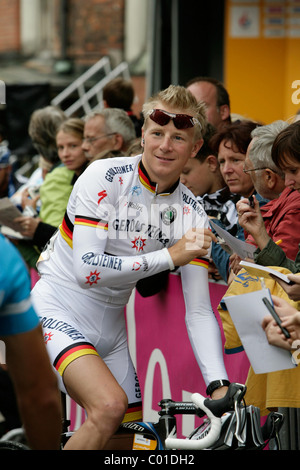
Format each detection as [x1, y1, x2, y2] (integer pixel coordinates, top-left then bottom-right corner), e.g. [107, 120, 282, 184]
[218, 267, 300, 415]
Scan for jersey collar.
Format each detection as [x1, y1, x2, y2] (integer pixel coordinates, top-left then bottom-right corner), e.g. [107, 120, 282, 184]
[138, 160, 179, 195]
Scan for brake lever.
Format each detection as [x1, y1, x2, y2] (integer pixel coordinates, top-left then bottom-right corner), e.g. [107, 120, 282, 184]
[233, 390, 246, 444]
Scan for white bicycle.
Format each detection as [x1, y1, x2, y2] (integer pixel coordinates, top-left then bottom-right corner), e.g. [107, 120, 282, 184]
[0, 383, 283, 450]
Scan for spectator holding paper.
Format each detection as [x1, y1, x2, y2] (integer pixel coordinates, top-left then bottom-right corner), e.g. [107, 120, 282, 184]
[236, 121, 300, 268]
[262, 296, 300, 351]
[237, 121, 300, 297]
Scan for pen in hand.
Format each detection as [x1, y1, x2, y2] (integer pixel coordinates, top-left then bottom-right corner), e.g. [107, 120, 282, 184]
[248, 195, 254, 208]
[262, 297, 291, 339]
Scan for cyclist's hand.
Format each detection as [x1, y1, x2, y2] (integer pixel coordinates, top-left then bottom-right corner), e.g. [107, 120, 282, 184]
[211, 386, 228, 400]
[168, 228, 217, 267]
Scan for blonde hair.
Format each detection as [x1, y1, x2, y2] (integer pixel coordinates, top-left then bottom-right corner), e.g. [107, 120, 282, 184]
[142, 85, 207, 140]
[57, 117, 84, 139]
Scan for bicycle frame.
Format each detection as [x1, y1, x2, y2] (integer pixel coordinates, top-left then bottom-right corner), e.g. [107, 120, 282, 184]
[117, 397, 205, 450]
[113, 383, 283, 451]
[2, 383, 281, 450]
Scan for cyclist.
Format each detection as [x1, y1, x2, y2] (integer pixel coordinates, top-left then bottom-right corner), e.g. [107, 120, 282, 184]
[0, 234, 61, 449]
[32, 85, 230, 450]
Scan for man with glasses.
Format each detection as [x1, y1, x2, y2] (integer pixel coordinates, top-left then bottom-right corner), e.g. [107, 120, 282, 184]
[82, 108, 136, 160]
[31, 85, 229, 449]
[237, 120, 300, 263]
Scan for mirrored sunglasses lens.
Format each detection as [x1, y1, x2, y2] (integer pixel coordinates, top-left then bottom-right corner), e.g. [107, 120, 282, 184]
[150, 109, 194, 129]
[150, 109, 170, 126]
[173, 115, 193, 129]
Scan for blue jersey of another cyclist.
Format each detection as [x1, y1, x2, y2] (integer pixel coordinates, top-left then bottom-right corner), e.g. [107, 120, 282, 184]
[0, 234, 61, 449]
[0, 235, 39, 335]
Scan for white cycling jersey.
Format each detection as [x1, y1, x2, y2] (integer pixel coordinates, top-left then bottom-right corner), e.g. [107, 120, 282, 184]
[33, 154, 228, 408]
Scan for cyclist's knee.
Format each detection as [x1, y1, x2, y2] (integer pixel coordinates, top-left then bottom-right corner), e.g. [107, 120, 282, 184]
[89, 389, 128, 433]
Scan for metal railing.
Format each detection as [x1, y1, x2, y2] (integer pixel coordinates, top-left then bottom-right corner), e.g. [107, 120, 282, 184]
[51, 56, 130, 117]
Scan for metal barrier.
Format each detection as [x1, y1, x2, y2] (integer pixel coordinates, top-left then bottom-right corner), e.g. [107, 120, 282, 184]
[51, 56, 130, 117]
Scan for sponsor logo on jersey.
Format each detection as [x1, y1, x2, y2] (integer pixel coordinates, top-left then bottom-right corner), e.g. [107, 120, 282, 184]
[132, 256, 149, 271]
[182, 192, 205, 217]
[160, 205, 177, 225]
[82, 252, 123, 271]
[85, 270, 101, 286]
[130, 185, 142, 196]
[97, 190, 108, 204]
[131, 236, 146, 252]
[183, 205, 191, 215]
[104, 163, 134, 182]
[39, 316, 86, 341]
[112, 219, 169, 246]
[44, 331, 54, 344]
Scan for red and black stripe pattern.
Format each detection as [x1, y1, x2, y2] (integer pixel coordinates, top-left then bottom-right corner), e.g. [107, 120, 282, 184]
[59, 212, 106, 248]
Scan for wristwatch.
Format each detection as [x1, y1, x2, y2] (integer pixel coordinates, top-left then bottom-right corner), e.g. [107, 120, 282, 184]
[206, 380, 230, 397]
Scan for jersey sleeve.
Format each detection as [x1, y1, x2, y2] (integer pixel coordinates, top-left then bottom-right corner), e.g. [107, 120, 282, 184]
[0, 236, 39, 336]
[180, 262, 228, 385]
[71, 163, 174, 290]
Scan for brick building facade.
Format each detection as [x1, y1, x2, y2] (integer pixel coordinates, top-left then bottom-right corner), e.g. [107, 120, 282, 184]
[65, 0, 125, 67]
[0, 0, 20, 56]
[0, 0, 126, 69]
[0, 0, 147, 159]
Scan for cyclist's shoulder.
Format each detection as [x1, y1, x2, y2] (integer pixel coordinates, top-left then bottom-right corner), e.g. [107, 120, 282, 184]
[76, 155, 139, 194]
[0, 235, 31, 293]
[179, 182, 209, 221]
[86, 154, 140, 176]
[0, 235, 26, 272]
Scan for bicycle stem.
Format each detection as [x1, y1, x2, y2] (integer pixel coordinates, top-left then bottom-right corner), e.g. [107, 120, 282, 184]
[158, 398, 205, 417]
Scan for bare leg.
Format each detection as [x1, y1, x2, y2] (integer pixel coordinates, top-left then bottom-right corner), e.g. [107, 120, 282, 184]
[62, 354, 128, 450]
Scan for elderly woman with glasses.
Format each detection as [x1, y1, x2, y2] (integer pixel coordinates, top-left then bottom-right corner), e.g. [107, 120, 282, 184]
[30, 85, 229, 450]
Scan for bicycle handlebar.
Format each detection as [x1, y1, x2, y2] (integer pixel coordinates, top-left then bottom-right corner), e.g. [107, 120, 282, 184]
[164, 383, 246, 450]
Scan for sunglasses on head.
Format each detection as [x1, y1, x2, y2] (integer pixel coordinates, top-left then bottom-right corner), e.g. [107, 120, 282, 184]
[149, 109, 200, 129]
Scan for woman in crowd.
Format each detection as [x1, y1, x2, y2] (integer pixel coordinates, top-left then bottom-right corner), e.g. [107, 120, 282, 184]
[15, 118, 88, 260]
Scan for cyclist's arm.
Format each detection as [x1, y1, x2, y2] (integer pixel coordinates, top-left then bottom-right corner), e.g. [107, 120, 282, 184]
[3, 326, 62, 450]
[180, 261, 228, 387]
[72, 222, 174, 287]
[0, 235, 61, 450]
[71, 169, 214, 288]
[72, 222, 213, 289]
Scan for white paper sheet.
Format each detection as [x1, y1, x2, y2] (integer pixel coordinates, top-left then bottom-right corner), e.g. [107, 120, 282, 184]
[210, 220, 256, 259]
[239, 260, 293, 284]
[224, 288, 296, 374]
[0, 197, 23, 232]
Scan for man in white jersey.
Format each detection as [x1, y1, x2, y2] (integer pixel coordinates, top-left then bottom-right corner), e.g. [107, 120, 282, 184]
[32, 85, 229, 450]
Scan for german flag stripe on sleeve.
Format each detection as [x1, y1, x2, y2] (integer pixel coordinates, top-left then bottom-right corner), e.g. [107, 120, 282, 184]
[53, 342, 99, 376]
[74, 215, 104, 229]
[62, 212, 73, 239]
[189, 258, 209, 268]
[96, 221, 108, 230]
[122, 401, 143, 423]
[59, 212, 74, 248]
